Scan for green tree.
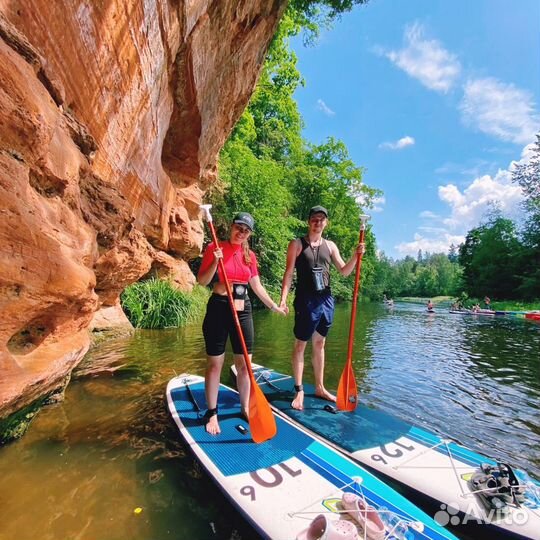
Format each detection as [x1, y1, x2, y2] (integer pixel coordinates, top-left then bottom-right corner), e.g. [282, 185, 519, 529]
[209, 5, 379, 302]
[448, 243, 459, 263]
[459, 216, 521, 298]
[511, 133, 540, 298]
[289, 0, 370, 43]
[512, 133, 540, 213]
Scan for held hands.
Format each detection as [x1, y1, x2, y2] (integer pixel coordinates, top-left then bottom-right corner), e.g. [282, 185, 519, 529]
[271, 302, 288, 316]
[279, 300, 290, 315]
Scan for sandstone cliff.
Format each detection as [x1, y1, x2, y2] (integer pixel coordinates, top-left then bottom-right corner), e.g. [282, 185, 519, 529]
[0, 0, 286, 424]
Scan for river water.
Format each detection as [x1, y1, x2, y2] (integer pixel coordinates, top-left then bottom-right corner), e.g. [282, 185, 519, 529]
[1, 302, 539, 540]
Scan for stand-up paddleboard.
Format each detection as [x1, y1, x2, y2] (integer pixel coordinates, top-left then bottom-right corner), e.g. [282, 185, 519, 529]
[231, 365, 540, 540]
[167, 374, 459, 540]
[449, 309, 496, 317]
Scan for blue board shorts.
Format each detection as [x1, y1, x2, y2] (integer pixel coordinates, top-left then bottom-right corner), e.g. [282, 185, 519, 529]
[293, 293, 335, 341]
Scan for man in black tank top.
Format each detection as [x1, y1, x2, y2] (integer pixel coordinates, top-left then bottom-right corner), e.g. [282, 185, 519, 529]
[279, 206, 365, 410]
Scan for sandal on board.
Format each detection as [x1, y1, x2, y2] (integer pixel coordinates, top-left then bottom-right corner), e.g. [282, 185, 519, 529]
[296, 514, 358, 540]
[341, 493, 385, 540]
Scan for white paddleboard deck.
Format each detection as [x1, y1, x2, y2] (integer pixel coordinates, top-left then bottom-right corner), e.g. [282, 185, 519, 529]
[167, 374, 458, 540]
[234, 364, 540, 540]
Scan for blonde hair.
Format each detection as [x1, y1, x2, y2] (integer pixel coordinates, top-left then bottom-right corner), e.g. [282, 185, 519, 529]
[242, 241, 251, 265]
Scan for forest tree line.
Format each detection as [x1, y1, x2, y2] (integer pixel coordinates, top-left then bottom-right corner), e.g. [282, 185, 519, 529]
[204, 1, 539, 304]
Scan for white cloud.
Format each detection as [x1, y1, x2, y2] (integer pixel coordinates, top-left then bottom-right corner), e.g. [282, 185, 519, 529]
[418, 226, 448, 233]
[396, 232, 465, 256]
[371, 196, 386, 213]
[379, 136, 415, 150]
[419, 210, 439, 219]
[384, 23, 461, 93]
[439, 171, 524, 230]
[396, 145, 530, 256]
[357, 194, 386, 212]
[460, 78, 540, 144]
[316, 99, 335, 117]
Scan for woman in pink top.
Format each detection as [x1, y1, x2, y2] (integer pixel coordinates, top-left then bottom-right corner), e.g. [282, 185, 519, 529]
[197, 212, 286, 435]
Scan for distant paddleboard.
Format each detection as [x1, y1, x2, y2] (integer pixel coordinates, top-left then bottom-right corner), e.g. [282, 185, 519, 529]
[167, 374, 459, 540]
[449, 309, 496, 316]
[230, 365, 540, 540]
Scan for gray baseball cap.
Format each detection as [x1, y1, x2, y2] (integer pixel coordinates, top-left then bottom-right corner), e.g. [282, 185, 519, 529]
[233, 212, 255, 231]
[308, 205, 328, 218]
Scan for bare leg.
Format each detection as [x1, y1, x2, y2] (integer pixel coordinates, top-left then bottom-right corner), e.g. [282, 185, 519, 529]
[205, 354, 225, 435]
[312, 331, 336, 402]
[292, 338, 308, 410]
[233, 354, 251, 419]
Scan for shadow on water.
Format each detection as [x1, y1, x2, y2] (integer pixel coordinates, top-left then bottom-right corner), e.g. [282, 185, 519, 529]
[1, 303, 539, 539]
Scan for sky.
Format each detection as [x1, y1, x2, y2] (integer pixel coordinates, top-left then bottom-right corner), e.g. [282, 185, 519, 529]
[290, 0, 540, 258]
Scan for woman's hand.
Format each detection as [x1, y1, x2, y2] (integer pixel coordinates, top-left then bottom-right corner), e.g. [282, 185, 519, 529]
[213, 247, 223, 261]
[279, 300, 290, 315]
[271, 304, 288, 316]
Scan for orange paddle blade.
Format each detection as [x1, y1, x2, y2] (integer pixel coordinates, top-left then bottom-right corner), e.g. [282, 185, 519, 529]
[336, 363, 357, 411]
[248, 380, 277, 443]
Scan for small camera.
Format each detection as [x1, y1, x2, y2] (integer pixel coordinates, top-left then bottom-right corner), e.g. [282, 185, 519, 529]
[312, 266, 325, 292]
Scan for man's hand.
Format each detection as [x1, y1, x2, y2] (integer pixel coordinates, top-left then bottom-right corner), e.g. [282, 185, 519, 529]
[356, 243, 366, 255]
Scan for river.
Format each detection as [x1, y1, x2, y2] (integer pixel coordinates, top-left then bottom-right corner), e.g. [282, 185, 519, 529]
[1, 302, 539, 540]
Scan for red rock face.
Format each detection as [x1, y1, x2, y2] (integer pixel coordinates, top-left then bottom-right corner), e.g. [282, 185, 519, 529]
[0, 1, 286, 420]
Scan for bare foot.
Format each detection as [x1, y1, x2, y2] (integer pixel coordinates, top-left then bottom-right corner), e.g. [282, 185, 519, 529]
[241, 407, 249, 421]
[292, 390, 304, 410]
[205, 414, 220, 435]
[315, 387, 336, 402]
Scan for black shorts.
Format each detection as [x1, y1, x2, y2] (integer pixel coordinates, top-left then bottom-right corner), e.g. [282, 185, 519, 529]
[293, 293, 335, 341]
[202, 294, 254, 356]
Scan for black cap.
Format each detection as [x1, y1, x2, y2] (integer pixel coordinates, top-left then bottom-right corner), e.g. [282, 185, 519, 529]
[308, 205, 328, 218]
[233, 212, 255, 231]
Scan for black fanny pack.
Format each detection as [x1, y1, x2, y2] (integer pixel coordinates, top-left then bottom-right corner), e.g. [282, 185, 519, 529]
[232, 283, 248, 312]
[232, 283, 248, 300]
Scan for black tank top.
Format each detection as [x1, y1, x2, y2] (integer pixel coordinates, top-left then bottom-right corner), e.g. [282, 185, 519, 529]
[295, 237, 332, 296]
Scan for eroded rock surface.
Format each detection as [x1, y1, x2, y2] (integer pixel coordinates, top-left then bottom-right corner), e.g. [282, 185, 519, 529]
[0, 1, 285, 422]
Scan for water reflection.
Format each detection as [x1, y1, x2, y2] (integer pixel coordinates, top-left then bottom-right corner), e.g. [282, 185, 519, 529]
[0, 302, 538, 540]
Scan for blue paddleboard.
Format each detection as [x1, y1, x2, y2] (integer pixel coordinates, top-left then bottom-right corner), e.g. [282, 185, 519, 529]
[231, 365, 540, 540]
[167, 374, 459, 540]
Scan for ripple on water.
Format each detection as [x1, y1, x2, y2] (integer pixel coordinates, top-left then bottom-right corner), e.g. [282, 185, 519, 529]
[0, 303, 538, 539]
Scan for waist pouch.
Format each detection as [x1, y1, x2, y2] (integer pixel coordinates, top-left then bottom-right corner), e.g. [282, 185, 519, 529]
[232, 283, 248, 311]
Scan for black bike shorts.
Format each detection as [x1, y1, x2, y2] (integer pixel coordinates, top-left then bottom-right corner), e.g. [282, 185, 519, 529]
[202, 294, 254, 356]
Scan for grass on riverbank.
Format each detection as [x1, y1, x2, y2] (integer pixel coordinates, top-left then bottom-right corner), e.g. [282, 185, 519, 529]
[121, 279, 210, 329]
[483, 300, 540, 312]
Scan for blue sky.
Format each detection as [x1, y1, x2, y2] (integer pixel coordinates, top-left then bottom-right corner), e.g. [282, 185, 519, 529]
[291, 0, 540, 258]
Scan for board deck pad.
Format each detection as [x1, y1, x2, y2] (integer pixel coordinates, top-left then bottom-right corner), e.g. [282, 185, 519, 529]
[167, 374, 459, 540]
[235, 365, 540, 540]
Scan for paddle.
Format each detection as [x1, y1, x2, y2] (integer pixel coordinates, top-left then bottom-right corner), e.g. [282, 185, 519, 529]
[336, 214, 370, 411]
[200, 204, 277, 443]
